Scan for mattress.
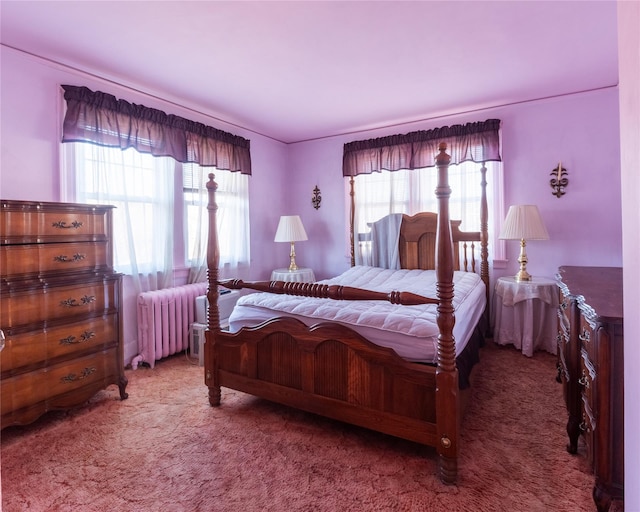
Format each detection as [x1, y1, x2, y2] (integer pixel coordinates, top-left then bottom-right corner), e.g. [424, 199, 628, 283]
[228, 265, 486, 363]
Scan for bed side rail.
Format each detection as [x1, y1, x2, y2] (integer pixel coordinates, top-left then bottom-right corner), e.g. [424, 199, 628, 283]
[217, 279, 438, 306]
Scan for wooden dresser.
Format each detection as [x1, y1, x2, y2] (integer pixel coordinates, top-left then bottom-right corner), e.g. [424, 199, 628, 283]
[556, 266, 623, 512]
[0, 199, 128, 429]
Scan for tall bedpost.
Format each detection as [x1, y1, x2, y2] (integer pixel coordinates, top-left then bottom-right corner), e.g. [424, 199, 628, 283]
[434, 142, 458, 484]
[479, 163, 490, 332]
[349, 176, 356, 267]
[205, 173, 222, 406]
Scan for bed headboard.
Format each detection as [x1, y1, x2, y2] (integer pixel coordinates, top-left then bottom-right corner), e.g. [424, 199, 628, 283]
[399, 212, 481, 273]
[348, 153, 490, 324]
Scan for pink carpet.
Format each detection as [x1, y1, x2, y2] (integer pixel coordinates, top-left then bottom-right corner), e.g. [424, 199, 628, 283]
[1, 340, 622, 511]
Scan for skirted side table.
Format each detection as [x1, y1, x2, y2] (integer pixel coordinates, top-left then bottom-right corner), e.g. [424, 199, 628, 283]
[493, 276, 559, 357]
[271, 268, 316, 283]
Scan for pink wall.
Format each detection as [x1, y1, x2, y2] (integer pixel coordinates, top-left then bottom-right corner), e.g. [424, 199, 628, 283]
[0, 46, 288, 364]
[618, 0, 640, 507]
[2, 20, 636, 509]
[0, 45, 624, 367]
[287, 88, 622, 285]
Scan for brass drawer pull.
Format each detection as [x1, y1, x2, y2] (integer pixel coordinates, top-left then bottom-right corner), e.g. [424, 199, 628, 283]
[61, 366, 96, 383]
[578, 328, 590, 343]
[555, 361, 563, 383]
[578, 370, 590, 389]
[579, 420, 592, 433]
[59, 331, 96, 345]
[52, 220, 83, 229]
[54, 253, 86, 263]
[60, 295, 96, 308]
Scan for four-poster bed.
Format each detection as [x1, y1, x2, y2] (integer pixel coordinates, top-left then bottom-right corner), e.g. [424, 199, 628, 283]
[204, 143, 490, 483]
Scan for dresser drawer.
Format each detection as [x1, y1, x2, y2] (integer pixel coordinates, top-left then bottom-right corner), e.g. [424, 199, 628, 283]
[578, 314, 596, 361]
[1, 348, 119, 418]
[0, 277, 120, 329]
[0, 241, 110, 277]
[0, 201, 112, 243]
[579, 349, 596, 411]
[0, 314, 119, 375]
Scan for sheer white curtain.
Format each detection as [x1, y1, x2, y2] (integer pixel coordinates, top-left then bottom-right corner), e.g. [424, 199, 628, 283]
[353, 169, 411, 266]
[353, 161, 504, 266]
[71, 143, 176, 293]
[184, 164, 250, 283]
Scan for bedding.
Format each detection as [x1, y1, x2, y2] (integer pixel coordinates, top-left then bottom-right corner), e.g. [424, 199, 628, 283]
[229, 265, 486, 363]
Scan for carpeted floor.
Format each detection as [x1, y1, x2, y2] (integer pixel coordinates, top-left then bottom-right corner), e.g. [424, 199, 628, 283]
[0, 340, 621, 511]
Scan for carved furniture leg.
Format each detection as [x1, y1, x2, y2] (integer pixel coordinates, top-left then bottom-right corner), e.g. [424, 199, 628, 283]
[209, 386, 221, 407]
[118, 377, 129, 400]
[566, 416, 580, 454]
[593, 484, 612, 512]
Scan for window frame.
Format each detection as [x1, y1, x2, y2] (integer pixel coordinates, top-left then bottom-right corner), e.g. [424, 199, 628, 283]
[351, 160, 505, 265]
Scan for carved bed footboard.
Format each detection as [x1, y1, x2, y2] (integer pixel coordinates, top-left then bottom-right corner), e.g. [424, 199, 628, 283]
[208, 317, 440, 447]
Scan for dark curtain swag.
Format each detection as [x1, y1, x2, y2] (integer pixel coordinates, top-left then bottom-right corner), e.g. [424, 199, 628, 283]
[61, 85, 252, 175]
[342, 119, 501, 177]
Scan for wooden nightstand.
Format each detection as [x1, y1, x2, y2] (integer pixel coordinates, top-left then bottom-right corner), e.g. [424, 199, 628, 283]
[493, 276, 558, 356]
[271, 268, 316, 283]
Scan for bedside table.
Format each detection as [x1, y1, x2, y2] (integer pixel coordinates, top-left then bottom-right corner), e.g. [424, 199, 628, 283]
[271, 268, 316, 283]
[493, 276, 558, 357]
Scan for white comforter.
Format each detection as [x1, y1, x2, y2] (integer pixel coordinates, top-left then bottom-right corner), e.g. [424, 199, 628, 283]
[228, 265, 486, 363]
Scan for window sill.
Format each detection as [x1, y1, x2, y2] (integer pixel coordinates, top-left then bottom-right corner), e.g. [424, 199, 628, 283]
[492, 259, 508, 270]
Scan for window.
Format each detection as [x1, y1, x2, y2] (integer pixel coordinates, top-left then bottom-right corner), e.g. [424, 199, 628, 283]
[353, 161, 504, 265]
[182, 163, 250, 278]
[65, 143, 250, 291]
[71, 144, 175, 273]
[343, 119, 503, 267]
[60, 85, 252, 292]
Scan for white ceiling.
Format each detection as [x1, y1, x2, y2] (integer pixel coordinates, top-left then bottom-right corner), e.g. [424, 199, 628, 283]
[0, 1, 619, 144]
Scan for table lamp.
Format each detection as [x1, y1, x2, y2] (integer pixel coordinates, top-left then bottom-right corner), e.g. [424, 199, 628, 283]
[499, 204, 549, 281]
[274, 215, 308, 271]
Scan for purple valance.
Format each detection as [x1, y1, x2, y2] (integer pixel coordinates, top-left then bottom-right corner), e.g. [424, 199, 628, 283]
[61, 85, 252, 175]
[343, 119, 501, 177]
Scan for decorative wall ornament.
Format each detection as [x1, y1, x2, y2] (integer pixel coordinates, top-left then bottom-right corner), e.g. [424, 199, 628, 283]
[312, 185, 322, 210]
[550, 162, 568, 198]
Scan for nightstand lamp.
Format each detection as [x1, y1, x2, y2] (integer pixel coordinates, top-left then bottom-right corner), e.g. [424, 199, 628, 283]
[499, 204, 549, 282]
[274, 215, 308, 271]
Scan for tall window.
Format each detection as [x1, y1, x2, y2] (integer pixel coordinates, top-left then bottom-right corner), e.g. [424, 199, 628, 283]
[60, 85, 252, 293]
[352, 161, 503, 265]
[182, 163, 250, 283]
[65, 144, 250, 292]
[343, 119, 503, 267]
[68, 143, 177, 292]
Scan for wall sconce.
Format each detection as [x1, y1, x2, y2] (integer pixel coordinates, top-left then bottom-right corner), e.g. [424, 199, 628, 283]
[550, 162, 568, 198]
[312, 185, 321, 210]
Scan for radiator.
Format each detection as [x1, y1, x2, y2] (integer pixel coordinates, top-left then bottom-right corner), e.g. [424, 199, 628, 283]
[132, 282, 208, 369]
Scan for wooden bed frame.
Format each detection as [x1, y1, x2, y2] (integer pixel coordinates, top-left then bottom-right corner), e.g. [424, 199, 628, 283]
[204, 143, 489, 484]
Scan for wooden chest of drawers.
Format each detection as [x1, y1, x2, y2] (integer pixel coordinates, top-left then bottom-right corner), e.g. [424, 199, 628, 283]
[556, 266, 623, 512]
[0, 199, 128, 429]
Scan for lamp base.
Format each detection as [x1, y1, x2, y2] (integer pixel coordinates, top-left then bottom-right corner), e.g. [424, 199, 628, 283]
[514, 238, 532, 281]
[288, 241, 298, 271]
[514, 269, 532, 282]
